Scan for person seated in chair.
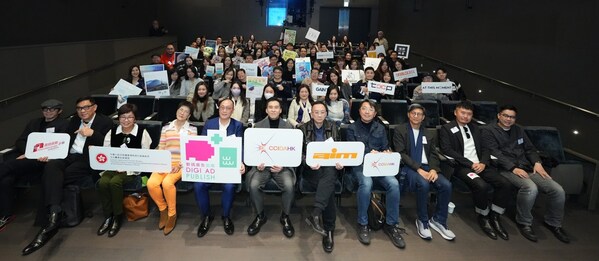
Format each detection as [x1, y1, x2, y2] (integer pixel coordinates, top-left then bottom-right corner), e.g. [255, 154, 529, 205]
[346, 99, 405, 249]
[23, 96, 113, 255]
[194, 98, 245, 237]
[246, 97, 296, 238]
[439, 100, 511, 240]
[393, 103, 455, 241]
[299, 101, 343, 253]
[0, 99, 68, 232]
[96, 104, 152, 238]
[481, 105, 570, 243]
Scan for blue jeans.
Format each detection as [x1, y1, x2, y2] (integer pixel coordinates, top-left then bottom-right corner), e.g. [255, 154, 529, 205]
[404, 165, 452, 226]
[351, 165, 400, 226]
[193, 182, 236, 217]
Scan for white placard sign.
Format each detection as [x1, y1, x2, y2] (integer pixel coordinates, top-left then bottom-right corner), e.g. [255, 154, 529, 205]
[89, 146, 172, 173]
[184, 46, 200, 59]
[316, 51, 334, 60]
[311, 84, 329, 97]
[25, 133, 70, 159]
[305, 28, 321, 43]
[243, 128, 303, 167]
[139, 64, 164, 76]
[367, 81, 396, 95]
[421, 82, 454, 94]
[246, 76, 268, 99]
[375, 45, 386, 56]
[110, 79, 142, 97]
[215, 63, 224, 75]
[394, 44, 411, 59]
[144, 70, 170, 96]
[240, 63, 258, 76]
[180, 130, 243, 184]
[341, 70, 362, 84]
[364, 57, 382, 70]
[306, 142, 365, 167]
[393, 68, 418, 81]
[363, 152, 401, 177]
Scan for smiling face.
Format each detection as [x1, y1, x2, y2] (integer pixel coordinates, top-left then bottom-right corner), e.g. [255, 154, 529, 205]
[359, 101, 376, 123]
[186, 68, 195, 79]
[329, 72, 338, 83]
[218, 99, 234, 120]
[497, 109, 517, 129]
[408, 108, 425, 127]
[166, 44, 175, 55]
[454, 107, 473, 126]
[42, 107, 61, 122]
[298, 86, 309, 100]
[328, 88, 339, 101]
[119, 111, 136, 130]
[75, 99, 97, 122]
[131, 66, 140, 78]
[436, 69, 447, 81]
[197, 84, 208, 98]
[266, 99, 282, 120]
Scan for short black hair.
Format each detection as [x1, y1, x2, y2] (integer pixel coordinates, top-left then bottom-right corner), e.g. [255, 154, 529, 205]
[364, 66, 375, 72]
[498, 104, 518, 114]
[178, 101, 194, 113]
[312, 101, 328, 114]
[217, 97, 234, 107]
[76, 96, 95, 105]
[117, 103, 137, 117]
[265, 96, 282, 108]
[455, 100, 474, 112]
[359, 99, 377, 113]
[273, 66, 283, 73]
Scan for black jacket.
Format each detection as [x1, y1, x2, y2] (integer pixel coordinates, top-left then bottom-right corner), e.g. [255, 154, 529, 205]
[393, 123, 441, 172]
[439, 120, 490, 168]
[66, 113, 113, 159]
[15, 117, 69, 154]
[481, 123, 541, 172]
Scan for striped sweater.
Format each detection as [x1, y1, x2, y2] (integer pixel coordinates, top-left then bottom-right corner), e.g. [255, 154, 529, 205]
[158, 120, 197, 164]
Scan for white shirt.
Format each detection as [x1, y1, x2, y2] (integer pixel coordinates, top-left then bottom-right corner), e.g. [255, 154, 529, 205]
[102, 124, 153, 149]
[70, 114, 96, 154]
[412, 128, 428, 164]
[460, 124, 480, 163]
[219, 119, 231, 131]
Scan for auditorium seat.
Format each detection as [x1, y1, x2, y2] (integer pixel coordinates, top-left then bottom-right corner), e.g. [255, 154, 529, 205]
[126, 95, 157, 120]
[91, 94, 118, 116]
[440, 101, 460, 123]
[472, 101, 498, 125]
[416, 100, 441, 128]
[380, 99, 408, 125]
[153, 96, 187, 124]
[405, 83, 419, 99]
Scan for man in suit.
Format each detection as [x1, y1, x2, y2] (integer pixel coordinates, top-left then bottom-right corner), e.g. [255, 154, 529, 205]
[245, 97, 296, 238]
[0, 99, 68, 232]
[482, 105, 570, 243]
[439, 100, 512, 240]
[393, 104, 455, 241]
[23, 96, 113, 255]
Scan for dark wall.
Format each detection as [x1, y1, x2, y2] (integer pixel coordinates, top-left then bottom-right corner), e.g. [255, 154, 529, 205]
[0, 0, 160, 46]
[380, 0, 599, 113]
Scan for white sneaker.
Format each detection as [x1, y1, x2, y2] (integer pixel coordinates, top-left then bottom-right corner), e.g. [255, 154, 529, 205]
[429, 218, 456, 241]
[415, 219, 432, 240]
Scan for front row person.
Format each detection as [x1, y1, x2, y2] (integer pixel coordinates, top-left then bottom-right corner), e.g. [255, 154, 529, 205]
[346, 100, 405, 249]
[23, 96, 113, 255]
[147, 101, 197, 236]
[195, 98, 245, 237]
[439, 101, 511, 240]
[299, 101, 342, 253]
[482, 105, 570, 243]
[97, 104, 152, 237]
[393, 104, 455, 241]
[246, 97, 296, 238]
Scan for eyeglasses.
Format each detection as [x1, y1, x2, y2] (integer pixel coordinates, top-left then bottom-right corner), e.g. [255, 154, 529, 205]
[119, 116, 135, 121]
[42, 108, 58, 112]
[75, 104, 95, 112]
[409, 112, 424, 117]
[463, 126, 471, 139]
[500, 113, 517, 120]
[360, 107, 375, 112]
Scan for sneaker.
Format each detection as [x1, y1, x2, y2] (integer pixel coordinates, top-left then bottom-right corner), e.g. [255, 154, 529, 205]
[0, 215, 16, 232]
[429, 218, 456, 241]
[357, 224, 371, 245]
[383, 224, 407, 249]
[415, 219, 432, 240]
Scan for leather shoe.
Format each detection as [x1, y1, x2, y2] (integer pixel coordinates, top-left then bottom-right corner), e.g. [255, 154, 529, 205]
[305, 215, 326, 236]
[478, 215, 497, 240]
[280, 214, 294, 238]
[223, 217, 234, 235]
[544, 222, 570, 243]
[158, 209, 168, 230]
[163, 214, 177, 236]
[517, 224, 538, 242]
[197, 216, 214, 238]
[322, 230, 334, 253]
[108, 215, 122, 237]
[22, 212, 61, 256]
[97, 216, 114, 236]
[357, 224, 371, 245]
[490, 212, 509, 240]
[247, 214, 267, 236]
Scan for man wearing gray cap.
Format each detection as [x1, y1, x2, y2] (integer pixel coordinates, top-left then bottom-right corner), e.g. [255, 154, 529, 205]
[0, 99, 68, 232]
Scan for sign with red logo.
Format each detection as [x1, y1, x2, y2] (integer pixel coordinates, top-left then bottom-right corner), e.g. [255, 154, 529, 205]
[243, 128, 303, 167]
[89, 147, 171, 172]
[363, 152, 401, 177]
[96, 153, 108, 164]
[25, 133, 70, 159]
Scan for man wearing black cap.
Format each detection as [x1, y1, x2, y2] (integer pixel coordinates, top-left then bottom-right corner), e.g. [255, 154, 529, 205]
[22, 96, 113, 255]
[0, 99, 68, 232]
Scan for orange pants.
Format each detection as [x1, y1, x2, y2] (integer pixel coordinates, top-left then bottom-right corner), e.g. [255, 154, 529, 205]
[147, 169, 182, 216]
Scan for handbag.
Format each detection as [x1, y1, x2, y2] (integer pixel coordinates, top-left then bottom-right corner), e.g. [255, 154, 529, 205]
[122, 193, 149, 221]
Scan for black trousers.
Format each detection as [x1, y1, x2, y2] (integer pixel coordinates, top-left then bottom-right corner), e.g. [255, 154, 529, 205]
[41, 154, 92, 207]
[453, 166, 512, 213]
[302, 166, 337, 231]
[0, 159, 45, 216]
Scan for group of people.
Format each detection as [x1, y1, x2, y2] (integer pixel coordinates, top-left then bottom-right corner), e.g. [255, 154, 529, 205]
[0, 31, 571, 256]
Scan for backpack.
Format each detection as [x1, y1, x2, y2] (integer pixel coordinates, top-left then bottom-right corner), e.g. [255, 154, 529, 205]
[367, 192, 386, 231]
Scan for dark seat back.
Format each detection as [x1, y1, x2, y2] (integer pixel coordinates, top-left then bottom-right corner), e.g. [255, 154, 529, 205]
[127, 95, 156, 120]
[380, 99, 408, 125]
[154, 96, 186, 123]
[91, 94, 118, 116]
[136, 120, 164, 149]
[441, 101, 460, 121]
[523, 126, 566, 162]
[472, 101, 498, 125]
[415, 100, 440, 128]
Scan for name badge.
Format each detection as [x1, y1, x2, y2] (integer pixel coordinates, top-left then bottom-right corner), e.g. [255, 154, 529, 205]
[450, 127, 459, 134]
[46, 127, 55, 133]
[422, 136, 428, 144]
[517, 138, 524, 145]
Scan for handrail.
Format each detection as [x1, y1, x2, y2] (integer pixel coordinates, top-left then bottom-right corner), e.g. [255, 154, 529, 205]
[411, 51, 599, 119]
[0, 44, 167, 106]
[564, 148, 599, 211]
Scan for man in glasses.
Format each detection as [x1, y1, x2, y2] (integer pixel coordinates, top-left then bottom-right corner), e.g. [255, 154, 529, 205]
[0, 99, 68, 232]
[439, 100, 512, 240]
[482, 105, 570, 243]
[23, 96, 113, 255]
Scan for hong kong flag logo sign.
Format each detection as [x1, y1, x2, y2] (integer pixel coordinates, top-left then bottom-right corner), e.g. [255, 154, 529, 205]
[96, 153, 108, 164]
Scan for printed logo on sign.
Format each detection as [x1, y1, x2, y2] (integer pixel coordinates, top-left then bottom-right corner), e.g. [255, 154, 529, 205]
[33, 143, 44, 152]
[219, 147, 237, 168]
[256, 135, 296, 161]
[185, 140, 215, 161]
[371, 158, 396, 174]
[96, 153, 108, 164]
[313, 148, 357, 159]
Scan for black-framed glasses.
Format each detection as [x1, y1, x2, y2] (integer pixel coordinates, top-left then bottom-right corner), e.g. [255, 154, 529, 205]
[500, 113, 516, 120]
[463, 126, 471, 139]
[42, 108, 58, 112]
[75, 104, 95, 112]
